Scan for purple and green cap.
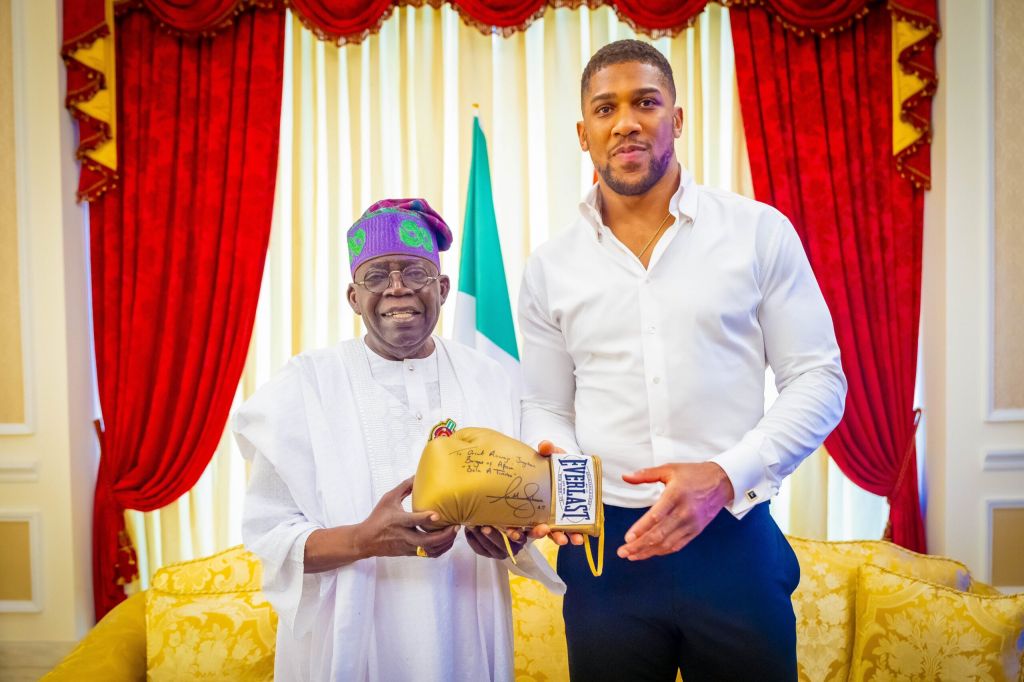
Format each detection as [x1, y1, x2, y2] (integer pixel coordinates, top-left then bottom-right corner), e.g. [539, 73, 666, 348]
[346, 198, 453, 275]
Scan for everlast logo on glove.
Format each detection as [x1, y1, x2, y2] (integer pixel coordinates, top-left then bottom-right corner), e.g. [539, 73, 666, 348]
[554, 456, 597, 526]
[412, 427, 605, 576]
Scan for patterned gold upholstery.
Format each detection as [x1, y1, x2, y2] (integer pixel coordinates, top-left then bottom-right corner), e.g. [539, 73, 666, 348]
[43, 537, 1016, 681]
[789, 536, 971, 682]
[511, 539, 570, 681]
[146, 546, 277, 681]
[850, 563, 1024, 681]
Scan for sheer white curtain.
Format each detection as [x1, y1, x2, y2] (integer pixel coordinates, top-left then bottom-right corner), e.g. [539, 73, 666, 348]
[126, 3, 882, 588]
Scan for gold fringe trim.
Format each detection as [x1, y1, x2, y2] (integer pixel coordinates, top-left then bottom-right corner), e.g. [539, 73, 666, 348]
[69, 110, 111, 157]
[115, 0, 277, 40]
[63, 20, 110, 52]
[61, 22, 109, 105]
[433, 0, 872, 42]
[285, 0, 443, 47]
[62, 16, 117, 201]
[78, 160, 120, 203]
[724, 0, 873, 39]
[889, 1, 939, 190]
[117, 0, 897, 44]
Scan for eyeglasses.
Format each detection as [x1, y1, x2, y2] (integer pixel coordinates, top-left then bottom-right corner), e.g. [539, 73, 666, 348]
[354, 264, 440, 293]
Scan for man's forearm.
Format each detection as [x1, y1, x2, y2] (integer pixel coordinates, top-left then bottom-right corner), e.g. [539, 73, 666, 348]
[303, 524, 369, 573]
[712, 363, 846, 517]
[521, 402, 580, 454]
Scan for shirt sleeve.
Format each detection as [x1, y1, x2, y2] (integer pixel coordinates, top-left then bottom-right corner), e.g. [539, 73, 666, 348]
[234, 367, 331, 640]
[239, 446, 325, 638]
[710, 217, 847, 517]
[518, 261, 583, 455]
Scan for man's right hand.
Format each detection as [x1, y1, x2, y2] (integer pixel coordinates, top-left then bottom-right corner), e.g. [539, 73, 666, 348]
[304, 476, 458, 572]
[465, 526, 527, 560]
[528, 440, 586, 547]
[359, 476, 459, 558]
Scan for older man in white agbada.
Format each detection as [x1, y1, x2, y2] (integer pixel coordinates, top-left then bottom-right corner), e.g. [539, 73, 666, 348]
[235, 198, 562, 682]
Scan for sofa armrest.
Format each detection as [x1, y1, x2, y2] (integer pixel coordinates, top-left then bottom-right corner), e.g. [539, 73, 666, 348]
[41, 591, 147, 681]
[968, 579, 1005, 596]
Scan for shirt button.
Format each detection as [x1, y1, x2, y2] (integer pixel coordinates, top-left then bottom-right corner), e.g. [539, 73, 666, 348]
[407, 365, 415, 372]
[647, 325, 656, 334]
[416, 412, 422, 420]
[653, 376, 661, 384]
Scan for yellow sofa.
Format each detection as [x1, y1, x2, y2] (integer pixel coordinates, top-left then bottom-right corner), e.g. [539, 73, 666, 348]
[44, 539, 1024, 681]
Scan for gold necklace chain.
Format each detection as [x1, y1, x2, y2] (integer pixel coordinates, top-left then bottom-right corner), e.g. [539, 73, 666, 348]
[635, 212, 673, 259]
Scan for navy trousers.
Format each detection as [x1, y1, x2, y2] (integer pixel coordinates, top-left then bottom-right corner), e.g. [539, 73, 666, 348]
[558, 504, 799, 682]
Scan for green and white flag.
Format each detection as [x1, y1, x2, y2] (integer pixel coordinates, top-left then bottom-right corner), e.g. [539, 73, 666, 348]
[454, 117, 520, 383]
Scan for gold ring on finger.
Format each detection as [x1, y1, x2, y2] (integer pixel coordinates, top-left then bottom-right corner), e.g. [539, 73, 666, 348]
[415, 546, 428, 558]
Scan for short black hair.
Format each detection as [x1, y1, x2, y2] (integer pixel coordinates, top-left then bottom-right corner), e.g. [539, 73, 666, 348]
[581, 39, 676, 105]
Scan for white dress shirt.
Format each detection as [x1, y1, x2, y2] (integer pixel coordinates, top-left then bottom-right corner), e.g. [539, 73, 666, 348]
[518, 166, 846, 516]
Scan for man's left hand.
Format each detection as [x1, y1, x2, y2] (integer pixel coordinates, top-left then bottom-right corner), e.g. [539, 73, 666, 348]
[465, 526, 527, 560]
[617, 462, 734, 561]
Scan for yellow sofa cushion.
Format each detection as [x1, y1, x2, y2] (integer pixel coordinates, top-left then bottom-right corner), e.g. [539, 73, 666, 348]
[146, 545, 277, 681]
[971, 580, 1008, 597]
[511, 539, 570, 682]
[850, 563, 1024, 681]
[41, 591, 147, 682]
[790, 536, 972, 682]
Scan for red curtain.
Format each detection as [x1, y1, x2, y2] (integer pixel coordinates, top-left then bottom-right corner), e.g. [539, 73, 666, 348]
[731, 4, 928, 551]
[286, 0, 883, 38]
[102, 0, 888, 41]
[89, 6, 285, 619]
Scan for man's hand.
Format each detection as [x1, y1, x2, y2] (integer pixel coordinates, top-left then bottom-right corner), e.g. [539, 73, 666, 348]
[527, 440, 585, 547]
[359, 476, 459, 558]
[617, 462, 734, 561]
[465, 526, 527, 560]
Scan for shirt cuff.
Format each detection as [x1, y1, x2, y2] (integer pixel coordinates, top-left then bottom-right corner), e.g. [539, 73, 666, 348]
[710, 431, 772, 519]
[290, 526, 319, 564]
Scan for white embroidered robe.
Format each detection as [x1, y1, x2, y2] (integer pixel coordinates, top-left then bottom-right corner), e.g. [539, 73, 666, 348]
[234, 337, 563, 681]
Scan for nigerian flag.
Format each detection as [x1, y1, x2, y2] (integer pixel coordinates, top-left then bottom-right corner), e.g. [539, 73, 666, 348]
[454, 117, 520, 383]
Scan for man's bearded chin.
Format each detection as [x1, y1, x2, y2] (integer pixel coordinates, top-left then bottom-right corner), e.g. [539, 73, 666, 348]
[596, 145, 674, 196]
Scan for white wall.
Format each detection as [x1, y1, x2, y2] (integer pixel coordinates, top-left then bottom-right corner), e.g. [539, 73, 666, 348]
[0, 0, 97, 645]
[923, 0, 1024, 588]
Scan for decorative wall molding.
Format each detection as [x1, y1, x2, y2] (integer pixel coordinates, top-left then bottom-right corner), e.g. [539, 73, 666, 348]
[983, 449, 1024, 471]
[987, 0, 1024, 422]
[0, 0, 35, 437]
[987, 408, 1024, 423]
[0, 509, 42, 612]
[985, 498, 1024, 593]
[0, 459, 38, 482]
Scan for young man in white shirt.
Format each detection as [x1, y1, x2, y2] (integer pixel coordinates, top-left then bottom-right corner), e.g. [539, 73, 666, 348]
[521, 40, 847, 681]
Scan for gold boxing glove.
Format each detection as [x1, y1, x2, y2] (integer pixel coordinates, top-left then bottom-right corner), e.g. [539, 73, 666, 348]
[412, 426, 604, 576]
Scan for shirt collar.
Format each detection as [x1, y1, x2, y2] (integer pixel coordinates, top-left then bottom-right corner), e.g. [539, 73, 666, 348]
[578, 164, 699, 238]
